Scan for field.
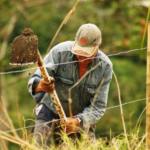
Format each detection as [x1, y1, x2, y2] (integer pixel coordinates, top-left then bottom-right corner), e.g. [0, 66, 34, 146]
[0, 0, 149, 149]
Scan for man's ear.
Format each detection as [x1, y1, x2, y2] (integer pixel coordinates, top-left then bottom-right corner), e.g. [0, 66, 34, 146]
[99, 43, 102, 48]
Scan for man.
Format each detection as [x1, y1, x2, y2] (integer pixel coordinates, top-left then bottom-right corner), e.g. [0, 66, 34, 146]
[28, 23, 112, 146]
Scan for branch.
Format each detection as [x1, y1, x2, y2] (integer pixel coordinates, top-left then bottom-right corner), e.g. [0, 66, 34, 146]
[46, 0, 80, 53]
[0, 15, 18, 60]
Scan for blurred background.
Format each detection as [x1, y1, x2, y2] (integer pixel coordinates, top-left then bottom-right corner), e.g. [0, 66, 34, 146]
[0, 0, 149, 149]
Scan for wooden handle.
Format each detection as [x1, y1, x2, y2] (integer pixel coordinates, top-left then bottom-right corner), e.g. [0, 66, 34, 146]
[37, 51, 81, 134]
[37, 50, 67, 123]
[51, 91, 67, 123]
[37, 51, 51, 82]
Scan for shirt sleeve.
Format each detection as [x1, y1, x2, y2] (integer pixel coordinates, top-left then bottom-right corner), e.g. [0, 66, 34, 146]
[76, 63, 113, 129]
[27, 47, 59, 103]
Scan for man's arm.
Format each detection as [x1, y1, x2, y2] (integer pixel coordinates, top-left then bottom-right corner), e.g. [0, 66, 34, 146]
[76, 64, 113, 129]
[64, 63, 113, 133]
[27, 47, 59, 103]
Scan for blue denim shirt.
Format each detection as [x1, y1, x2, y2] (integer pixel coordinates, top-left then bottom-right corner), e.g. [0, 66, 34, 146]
[28, 41, 112, 131]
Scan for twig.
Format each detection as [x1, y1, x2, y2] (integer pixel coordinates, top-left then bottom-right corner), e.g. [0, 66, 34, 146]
[15, 93, 24, 137]
[135, 103, 150, 131]
[135, 133, 147, 150]
[86, 77, 105, 134]
[0, 15, 17, 60]
[0, 130, 38, 150]
[16, 4, 29, 21]
[0, 118, 10, 129]
[46, 0, 80, 53]
[0, 138, 8, 150]
[110, 67, 130, 150]
[89, 78, 105, 114]
[0, 96, 18, 138]
[68, 61, 103, 117]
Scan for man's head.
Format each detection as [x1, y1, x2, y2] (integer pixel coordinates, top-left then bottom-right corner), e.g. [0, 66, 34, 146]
[71, 23, 102, 57]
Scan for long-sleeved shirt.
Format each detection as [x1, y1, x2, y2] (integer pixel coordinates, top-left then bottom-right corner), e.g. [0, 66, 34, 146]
[28, 41, 113, 131]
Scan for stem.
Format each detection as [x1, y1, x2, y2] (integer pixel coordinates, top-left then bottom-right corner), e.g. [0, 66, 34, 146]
[110, 67, 130, 150]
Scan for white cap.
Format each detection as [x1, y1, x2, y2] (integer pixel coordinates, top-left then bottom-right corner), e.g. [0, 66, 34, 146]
[71, 23, 102, 57]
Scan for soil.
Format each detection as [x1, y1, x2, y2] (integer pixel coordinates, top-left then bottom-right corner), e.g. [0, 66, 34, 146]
[10, 28, 38, 65]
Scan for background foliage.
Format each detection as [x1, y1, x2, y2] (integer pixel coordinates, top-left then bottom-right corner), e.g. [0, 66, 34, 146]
[0, 0, 149, 149]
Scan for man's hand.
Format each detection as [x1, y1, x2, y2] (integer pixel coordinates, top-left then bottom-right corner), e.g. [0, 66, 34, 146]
[63, 118, 80, 134]
[34, 77, 55, 93]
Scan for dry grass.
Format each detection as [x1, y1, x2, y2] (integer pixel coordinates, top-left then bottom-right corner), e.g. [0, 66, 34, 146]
[0, 67, 146, 149]
[0, 96, 146, 150]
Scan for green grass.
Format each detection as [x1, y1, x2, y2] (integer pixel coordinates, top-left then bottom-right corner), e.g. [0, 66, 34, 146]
[0, 97, 146, 150]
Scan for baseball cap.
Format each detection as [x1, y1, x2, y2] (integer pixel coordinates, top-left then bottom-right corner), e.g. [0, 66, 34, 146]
[71, 23, 102, 57]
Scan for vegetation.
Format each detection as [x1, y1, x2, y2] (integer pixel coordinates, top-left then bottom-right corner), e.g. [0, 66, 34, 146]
[0, 0, 149, 149]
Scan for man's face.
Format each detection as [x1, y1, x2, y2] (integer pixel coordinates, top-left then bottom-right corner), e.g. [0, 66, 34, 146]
[77, 47, 99, 62]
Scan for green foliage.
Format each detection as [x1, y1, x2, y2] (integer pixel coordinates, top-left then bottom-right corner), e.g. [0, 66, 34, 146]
[0, 0, 149, 149]
[96, 57, 146, 138]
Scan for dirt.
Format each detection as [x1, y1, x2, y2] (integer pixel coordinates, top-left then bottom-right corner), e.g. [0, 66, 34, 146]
[10, 28, 38, 65]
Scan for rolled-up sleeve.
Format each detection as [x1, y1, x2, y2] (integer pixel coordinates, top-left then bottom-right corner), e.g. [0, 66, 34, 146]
[27, 47, 59, 103]
[28, 73, 44, 103]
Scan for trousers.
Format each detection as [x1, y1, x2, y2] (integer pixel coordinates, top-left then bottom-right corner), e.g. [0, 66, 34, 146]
[33, 103, 81, 148]
[33, 104, 61, 147]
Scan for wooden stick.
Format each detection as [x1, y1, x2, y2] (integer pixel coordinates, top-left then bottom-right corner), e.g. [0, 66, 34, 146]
[146, 21, 150, 149]
[37, 51, 67, 124]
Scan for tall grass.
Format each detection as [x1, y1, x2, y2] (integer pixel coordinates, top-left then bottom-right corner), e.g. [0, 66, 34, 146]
[0, 63, 146, 149]
[0, 95, 146, 150]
